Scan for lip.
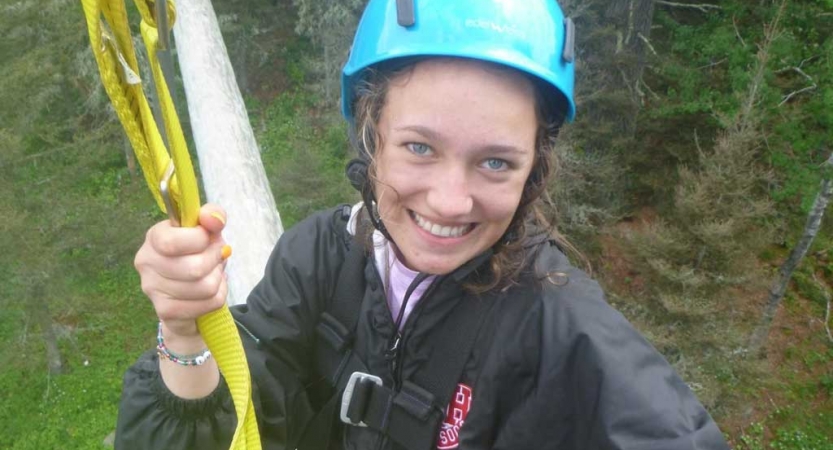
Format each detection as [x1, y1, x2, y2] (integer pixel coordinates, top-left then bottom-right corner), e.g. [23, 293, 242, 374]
[409, 210, 476, 240]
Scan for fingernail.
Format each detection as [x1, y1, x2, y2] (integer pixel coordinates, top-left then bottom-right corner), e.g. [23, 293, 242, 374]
[210, 212, 226, 225]
[221, 245, 232, 260]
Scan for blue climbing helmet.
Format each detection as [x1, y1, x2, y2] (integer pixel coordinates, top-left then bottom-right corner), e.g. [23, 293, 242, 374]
[341, 0, 576, 122]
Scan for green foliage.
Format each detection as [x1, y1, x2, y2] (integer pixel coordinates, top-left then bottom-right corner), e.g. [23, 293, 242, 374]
[590, 3, 833, 438]
[737, 419, 833, 450]
[642, 1, 833, 213]
[770, 427, 833, 450]
[551, 130, 627, 233]
[620, 2, 779, 342]
[792, 267, 831, 308]
[254, 87, 357, 227]
[0, 266, 156, 450]
[0, 1, 170, 447]
[292, 0, 367, 105]
[737, 422, 766, 450]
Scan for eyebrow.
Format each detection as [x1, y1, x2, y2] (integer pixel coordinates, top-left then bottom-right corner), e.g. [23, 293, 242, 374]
[394, 125, 529, 155]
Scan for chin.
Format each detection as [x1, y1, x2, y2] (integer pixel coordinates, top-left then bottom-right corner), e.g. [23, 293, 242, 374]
[402, 252, 470, 276]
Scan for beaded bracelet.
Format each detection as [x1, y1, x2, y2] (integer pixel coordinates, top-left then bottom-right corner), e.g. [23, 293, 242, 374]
[156, 322, 212, 366]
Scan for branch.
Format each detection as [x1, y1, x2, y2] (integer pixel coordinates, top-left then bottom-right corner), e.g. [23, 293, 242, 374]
[732, 16, 746, 48]
[654, 1, 721, 13]
[739, 0, 786, 126]
[779, 85, 818, 106]
[638, 32, 658, 56]
[778, 66, 818, 106]
[826, 296, 833, 345]
[777, 65, 816, 79]
[625, 0, 636, 45]
[696, 58, 726, 70]
[693, 129, 705, 159]
[565, 2, 593, 21]
[813, 273, 833, 345]
[641, 78, 661, 100]
[793, 66, 815, 83]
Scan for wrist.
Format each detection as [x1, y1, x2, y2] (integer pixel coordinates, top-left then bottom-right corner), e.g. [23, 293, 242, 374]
[159, 320, 206, 354]
[157, 325, 220, 399]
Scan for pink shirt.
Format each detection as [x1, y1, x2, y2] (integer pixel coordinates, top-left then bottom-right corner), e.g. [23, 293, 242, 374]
[348, 202, 436, 330]
[385, 246, 436, 328]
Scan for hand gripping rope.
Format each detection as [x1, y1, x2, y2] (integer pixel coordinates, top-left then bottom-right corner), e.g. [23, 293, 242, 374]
[79, 1, 261, 448]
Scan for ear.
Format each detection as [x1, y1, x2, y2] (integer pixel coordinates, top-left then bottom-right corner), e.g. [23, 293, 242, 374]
[345, 156, 391, 240]
[346, 158, 369, 193]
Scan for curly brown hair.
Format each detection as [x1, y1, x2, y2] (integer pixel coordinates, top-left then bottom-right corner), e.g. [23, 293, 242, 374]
[349, 57, 580, 292]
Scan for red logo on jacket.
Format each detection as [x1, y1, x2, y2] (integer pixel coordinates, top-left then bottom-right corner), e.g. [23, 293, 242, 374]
[437, 384, 472, 449]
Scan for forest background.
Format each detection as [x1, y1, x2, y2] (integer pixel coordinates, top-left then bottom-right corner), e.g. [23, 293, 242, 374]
[0, 0, 831, 448]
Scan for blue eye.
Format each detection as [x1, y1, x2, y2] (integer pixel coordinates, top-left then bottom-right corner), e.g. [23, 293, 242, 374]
[483, 158, 508, 171]
[406, 143, 432, 156]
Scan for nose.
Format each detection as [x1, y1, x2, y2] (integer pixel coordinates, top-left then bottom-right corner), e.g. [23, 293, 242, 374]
[425, 165, 474, 219]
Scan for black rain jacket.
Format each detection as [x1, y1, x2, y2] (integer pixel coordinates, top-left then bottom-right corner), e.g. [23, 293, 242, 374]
[115, 205, 729, 450]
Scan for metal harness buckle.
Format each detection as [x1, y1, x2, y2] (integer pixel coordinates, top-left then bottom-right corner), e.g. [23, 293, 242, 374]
[340, 372, 383, 427]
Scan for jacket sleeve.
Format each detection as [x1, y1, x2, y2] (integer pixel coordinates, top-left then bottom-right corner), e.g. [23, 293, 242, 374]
[115, 351, 237, 449]
[541, 264, 729, 450]
[115, 206, 351, 450]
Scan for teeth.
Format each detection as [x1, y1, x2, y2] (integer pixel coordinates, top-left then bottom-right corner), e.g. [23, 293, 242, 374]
[412, 212, 470, 238]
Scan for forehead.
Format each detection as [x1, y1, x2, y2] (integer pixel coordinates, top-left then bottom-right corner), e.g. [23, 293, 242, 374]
[380, 58, 538, 149]
[388, 58, 536, 101]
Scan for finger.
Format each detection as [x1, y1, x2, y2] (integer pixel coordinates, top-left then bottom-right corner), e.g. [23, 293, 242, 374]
[199, 203, 228, 235]
[152, 285, 228, 323]
[147, 220, 212, 256]
[142, 264, 227, 304]
[141, 240, 227, 282]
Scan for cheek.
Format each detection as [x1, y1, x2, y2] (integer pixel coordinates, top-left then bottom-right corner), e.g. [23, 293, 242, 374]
[375, 150, 424, 193]
[372, 151, 411, 207]
[478, 188, 525, 232]
[487, 173, 529, 210]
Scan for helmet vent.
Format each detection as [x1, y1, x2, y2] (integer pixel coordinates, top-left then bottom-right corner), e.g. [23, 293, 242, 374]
[396, 0, 416, 27]
[563, 18, 575, 63]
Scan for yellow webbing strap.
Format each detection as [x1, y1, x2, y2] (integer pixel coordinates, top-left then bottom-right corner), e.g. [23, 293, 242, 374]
[80, 1, 261, 448]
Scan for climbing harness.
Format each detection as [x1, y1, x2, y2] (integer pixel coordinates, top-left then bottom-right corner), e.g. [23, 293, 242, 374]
[79, 1, 261, 448]
[300, 210, 499, 450]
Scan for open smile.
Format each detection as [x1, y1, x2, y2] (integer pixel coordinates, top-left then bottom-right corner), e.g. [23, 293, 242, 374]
[410, 211, 475, 238]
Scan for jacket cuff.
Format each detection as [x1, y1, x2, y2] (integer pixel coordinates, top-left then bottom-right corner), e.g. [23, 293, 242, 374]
[145, 351, 232, 420]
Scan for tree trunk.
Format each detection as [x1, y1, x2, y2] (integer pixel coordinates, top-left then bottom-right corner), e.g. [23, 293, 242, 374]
[750, 152, 833, 352]
[173, 0, 283, 306]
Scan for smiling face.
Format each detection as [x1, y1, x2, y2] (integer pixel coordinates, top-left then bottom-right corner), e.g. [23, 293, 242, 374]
[373, 58, 538, 275]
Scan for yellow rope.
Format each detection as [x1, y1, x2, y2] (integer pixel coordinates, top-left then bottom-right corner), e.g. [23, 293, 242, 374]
[80, 1, 261, 448]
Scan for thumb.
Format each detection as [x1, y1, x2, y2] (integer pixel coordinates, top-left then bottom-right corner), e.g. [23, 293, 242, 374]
[199, 203, 228, 235]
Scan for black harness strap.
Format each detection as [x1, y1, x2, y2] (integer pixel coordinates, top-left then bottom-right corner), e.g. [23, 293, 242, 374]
[300, 209, 499, 450]
[297, 213, 368, 450]
[344, 291, 497, 450]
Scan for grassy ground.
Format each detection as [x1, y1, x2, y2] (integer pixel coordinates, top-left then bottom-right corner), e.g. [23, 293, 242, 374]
[0, 263, 156, 449]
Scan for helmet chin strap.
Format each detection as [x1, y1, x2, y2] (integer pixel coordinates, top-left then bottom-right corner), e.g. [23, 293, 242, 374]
[346, 158, 393, 242]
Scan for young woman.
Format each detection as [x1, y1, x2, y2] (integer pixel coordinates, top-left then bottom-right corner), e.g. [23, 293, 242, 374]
[117, 0, 730, 449]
